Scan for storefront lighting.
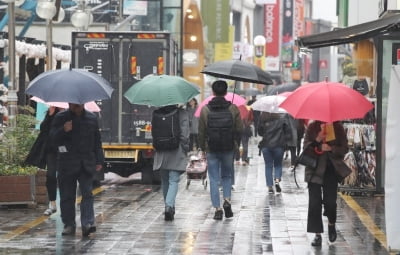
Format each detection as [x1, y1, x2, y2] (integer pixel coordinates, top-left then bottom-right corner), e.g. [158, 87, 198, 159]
[190, 35, 197, 42]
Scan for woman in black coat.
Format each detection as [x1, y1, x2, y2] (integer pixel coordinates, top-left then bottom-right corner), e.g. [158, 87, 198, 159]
[303, 120, 351, 246]
[25, 106, 63, 215]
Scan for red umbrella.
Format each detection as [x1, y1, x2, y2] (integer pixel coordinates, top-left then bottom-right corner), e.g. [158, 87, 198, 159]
[279, 81, 374, 123]
[194, 92, 246, 117]
[237, 104, 253, 120]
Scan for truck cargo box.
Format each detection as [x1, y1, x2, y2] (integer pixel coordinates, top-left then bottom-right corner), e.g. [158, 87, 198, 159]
[71, 31, 178, 183]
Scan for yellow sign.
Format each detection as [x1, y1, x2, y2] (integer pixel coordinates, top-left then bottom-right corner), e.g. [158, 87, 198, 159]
[214, 26, 234, 61]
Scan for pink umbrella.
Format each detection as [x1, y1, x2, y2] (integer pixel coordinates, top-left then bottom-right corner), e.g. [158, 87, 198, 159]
[194, 92, 246, 117]
[30, 96, 101, 112]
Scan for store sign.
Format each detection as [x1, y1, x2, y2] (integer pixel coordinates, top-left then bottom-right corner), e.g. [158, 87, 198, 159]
[233, 42, 252, 59]
[123, 0, 148, 16]
[294, 0, 304, 38]
[201, 0, 229, 43]
[264, 0, 280, 57]
[183, 49, 199, 67]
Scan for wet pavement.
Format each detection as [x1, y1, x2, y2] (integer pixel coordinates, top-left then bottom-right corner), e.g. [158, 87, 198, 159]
[0, 138, 393, 254]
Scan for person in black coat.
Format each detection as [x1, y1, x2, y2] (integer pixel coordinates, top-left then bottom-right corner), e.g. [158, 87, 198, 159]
[25, 106, 63, 216]
[50, 103, 104, 236]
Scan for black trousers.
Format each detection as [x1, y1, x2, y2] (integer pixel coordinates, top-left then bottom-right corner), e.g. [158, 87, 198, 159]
[307, 164, 338, 233]
[45, 153, 58, 201]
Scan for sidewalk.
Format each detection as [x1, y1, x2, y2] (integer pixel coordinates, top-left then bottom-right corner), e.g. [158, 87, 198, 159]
[0, 138, 390, 254]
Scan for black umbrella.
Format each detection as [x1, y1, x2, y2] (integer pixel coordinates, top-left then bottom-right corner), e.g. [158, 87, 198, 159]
[267, 82, 300, 95]
[26, 68, 114, 104]
[201, 60, 273, 85]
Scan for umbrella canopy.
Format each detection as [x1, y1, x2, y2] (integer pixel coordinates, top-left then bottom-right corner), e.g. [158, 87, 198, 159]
[30, 96, 101, 112]
[201, 60, 273, 85]
[238, 104, 253, 120]
[251, 95, 287, 113]
[194, 92, 246, 117]
[123, 74, 200, 107]
[279, 81, 375, 122]
[25, 68, 113, 104]
[267, 82, 300, 95]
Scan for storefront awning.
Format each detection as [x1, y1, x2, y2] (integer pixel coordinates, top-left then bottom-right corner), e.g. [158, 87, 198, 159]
[296, 13, 400, 49]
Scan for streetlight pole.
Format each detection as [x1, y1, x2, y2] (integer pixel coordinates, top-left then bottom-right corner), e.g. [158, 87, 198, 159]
[46, 19, 53, 71]
[7, 1, 17, 127]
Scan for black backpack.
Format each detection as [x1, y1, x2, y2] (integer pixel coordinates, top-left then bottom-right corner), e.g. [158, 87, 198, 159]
[151, 106, 180, 151]
[206, 105, 234, 151]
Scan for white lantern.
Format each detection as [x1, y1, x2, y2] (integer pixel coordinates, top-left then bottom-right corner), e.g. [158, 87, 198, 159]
[53, 7, 65, 23]
[71, 10, 90, 28]
[36, 1, 56, 20]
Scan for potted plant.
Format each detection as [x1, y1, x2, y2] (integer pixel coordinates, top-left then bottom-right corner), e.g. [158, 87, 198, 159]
[0, 105, 42, 204]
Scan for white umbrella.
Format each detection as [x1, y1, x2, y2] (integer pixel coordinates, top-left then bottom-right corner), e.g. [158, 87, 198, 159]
[250, 95, 287, 113]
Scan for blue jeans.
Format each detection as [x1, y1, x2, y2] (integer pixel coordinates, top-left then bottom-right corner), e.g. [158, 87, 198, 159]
[207, 151, 233, 208]
[261, 147, 284, 187]
[160, 169, 182, 208]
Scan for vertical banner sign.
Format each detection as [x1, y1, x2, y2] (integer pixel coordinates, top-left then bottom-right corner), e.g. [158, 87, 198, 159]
[293, 0, 304, 38]
[201, 0, 229, 43]
[214, 26, 234, 61]
[385, 65, 400, 251]
[281, 0, 294, 62]
[264, 0, 280, 57]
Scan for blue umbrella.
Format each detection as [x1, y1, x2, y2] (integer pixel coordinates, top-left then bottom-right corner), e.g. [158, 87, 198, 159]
[25, 68, 113, 104]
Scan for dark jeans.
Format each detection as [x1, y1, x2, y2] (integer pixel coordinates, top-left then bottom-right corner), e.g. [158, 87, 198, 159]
[307, 164, 338, 233]
[58, 164, 95, 228]
[46, 153, 58, 201]
[235, 135, 250, 162]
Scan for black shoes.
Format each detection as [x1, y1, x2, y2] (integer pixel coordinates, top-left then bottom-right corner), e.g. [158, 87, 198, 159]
[311, 234, 322, 246]
[275, 182, 281, 193]
[268, 187, 274, 194]
[82, 224, 96, 237]
[223, 200, 233, 218]
[62, 225, 76, 236]
[165, 206, 175, 221]
[328, 224, 337, 242]
[213, 209, 223, 220]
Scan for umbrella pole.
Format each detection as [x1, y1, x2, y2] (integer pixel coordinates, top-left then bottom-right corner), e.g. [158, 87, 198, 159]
[232, 80, 239, 104]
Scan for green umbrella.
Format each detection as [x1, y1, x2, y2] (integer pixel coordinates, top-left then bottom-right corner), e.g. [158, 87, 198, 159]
[124, 74, 200, 107]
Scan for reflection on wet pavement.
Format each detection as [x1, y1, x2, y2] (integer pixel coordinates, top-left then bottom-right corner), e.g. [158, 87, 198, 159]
[0, 139, 392, 254]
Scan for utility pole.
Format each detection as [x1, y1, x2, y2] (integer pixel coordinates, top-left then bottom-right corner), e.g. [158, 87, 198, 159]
[7, 1, 17, 128]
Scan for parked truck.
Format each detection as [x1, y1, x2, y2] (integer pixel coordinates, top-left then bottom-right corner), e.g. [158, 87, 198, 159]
[71, 31, 178, 184]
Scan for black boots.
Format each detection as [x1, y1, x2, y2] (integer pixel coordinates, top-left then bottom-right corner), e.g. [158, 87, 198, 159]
[165, 206, 175, 221]
[311, 234, 322, 246]
[328, 224, 337, 242]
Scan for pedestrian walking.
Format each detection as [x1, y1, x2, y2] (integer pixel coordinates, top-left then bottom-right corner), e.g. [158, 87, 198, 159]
[257, 112, 292, 194]
[235, 104, 253, 165]
[285, 114, 299, 170]
[25, 106, 64, 216]
[247, 96, 260, 137]
[50, 103, 104, 236]
[187, 98, 199, 151]
[303, 121, 350, 246]
[198, 80, 243, 220]
[152, 104, 190, 221]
